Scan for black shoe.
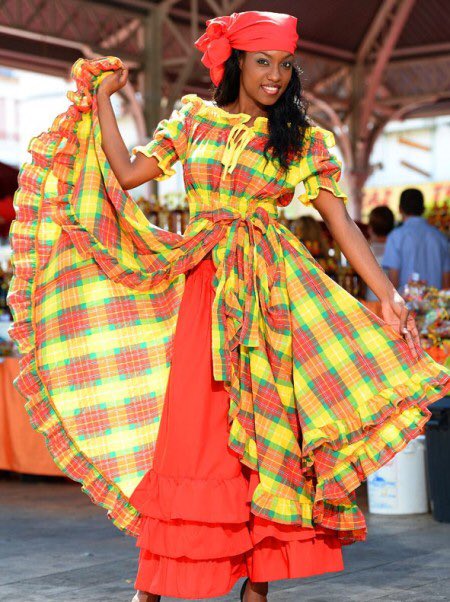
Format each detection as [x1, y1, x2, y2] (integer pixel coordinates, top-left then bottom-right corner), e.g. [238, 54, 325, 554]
[240, 577, 249, 601]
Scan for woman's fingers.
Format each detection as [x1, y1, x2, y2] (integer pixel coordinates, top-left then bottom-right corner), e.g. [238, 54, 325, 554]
[407, 316, 422, 357]
[381, 301, 421, 360]
[402, 314, 421, 359]
[404, 330, 418, 359]
[399, 303, 409, 336]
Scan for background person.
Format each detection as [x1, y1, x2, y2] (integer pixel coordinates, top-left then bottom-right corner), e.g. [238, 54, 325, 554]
[382, 188, 450, 290]
[365, 205, 395, 301]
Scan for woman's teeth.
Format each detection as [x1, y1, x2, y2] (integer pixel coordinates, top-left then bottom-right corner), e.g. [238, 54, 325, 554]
[261, 85, 280, 95]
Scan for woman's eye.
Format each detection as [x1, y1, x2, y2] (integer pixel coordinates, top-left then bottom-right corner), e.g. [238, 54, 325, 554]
[256, 58, 293, 68]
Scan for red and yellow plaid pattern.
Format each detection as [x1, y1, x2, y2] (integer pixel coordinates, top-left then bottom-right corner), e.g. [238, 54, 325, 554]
[7, 57, 450, 544]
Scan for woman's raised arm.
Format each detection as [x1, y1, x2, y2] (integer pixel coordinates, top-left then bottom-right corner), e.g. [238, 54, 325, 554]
[97, 68, 164, 189]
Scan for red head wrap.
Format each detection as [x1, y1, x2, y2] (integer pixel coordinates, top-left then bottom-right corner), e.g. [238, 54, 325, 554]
[194, 11, 298, 87]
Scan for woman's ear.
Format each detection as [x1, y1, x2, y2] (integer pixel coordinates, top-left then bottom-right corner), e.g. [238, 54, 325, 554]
[238, 51, 245, 71]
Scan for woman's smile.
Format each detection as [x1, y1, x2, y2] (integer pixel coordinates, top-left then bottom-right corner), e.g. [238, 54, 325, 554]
[261, 84, 281, 96]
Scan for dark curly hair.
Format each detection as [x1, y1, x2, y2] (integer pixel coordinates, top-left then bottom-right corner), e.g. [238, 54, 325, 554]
[399, 188, 424, 216]
[212, 49, 310, 171]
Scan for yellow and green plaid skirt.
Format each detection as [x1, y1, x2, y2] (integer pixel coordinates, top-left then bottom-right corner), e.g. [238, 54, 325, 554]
[7, 57, 450, 546]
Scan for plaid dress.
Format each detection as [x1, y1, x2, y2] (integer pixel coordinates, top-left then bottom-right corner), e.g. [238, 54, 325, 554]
[7, 57, 450, 549]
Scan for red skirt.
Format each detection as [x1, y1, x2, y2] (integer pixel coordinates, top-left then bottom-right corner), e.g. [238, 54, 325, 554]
[129, 257, 344, 599]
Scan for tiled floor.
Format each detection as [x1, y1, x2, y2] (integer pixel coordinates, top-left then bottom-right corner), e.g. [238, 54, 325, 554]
[1, 473, 449, 601]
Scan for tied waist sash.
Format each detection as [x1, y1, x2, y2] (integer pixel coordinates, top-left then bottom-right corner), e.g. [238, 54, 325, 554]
[188, 204, 286, 383]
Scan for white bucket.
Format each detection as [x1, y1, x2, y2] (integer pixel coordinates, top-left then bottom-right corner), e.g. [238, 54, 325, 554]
[367, 435, 429, 514]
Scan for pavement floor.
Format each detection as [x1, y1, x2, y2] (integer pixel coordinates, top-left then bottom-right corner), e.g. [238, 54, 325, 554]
[1, 471, 450, 602]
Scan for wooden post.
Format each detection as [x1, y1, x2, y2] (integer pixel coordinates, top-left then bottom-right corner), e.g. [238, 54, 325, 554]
[143, 6, 164, 197]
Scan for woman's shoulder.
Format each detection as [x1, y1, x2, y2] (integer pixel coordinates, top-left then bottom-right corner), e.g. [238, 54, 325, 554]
[178, 93, 205, 111]
[301, 124, 338, 152]
[283, 123, 343, 190]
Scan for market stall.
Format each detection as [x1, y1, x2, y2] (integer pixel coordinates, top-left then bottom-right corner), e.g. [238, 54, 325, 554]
[0, 357, 65, 475]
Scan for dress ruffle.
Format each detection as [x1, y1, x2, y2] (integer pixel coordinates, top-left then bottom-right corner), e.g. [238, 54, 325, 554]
[135, 535, 344, 599]
[137, 516, 253, 559]
[135, 549, 247, 600]
[130, 468, 251, 523]
[295, 127, 348, 207]
[7, 57, 142, 536]
[131, 466, 345, 598]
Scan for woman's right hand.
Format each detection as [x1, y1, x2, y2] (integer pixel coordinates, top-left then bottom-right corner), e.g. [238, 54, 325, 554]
[98, 67, 128, 97]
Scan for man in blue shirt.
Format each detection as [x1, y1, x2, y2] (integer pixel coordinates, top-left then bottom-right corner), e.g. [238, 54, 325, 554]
[382, 188, 450, 290]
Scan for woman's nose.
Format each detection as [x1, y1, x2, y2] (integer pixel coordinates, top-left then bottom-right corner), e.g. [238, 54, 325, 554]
[267, 69, 281, 81]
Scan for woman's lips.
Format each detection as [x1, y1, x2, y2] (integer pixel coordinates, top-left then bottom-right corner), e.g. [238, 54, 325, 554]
[261, 85, 280, 96]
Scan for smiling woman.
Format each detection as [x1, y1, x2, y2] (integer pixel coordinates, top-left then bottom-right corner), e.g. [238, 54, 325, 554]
[8, 9, 450, 602]
[212, 46, 310, 171]
[244, 50, 294, 97]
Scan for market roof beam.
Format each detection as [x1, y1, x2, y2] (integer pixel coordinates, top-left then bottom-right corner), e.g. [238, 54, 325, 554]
[357, 0, 417, 141]
[0, 25, 142, 67]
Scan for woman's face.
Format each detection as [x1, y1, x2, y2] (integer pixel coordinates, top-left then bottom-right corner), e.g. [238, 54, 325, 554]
[238, 50, 294, 107]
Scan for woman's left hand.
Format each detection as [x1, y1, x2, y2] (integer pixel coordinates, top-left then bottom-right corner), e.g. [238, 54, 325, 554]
[380, 290, 421, 359]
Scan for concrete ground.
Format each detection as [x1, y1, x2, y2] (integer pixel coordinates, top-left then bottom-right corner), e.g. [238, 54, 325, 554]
[1, 471, 450, 602]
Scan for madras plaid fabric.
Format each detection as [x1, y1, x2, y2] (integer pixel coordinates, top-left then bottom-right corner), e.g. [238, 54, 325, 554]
[7, 57, 450, 545]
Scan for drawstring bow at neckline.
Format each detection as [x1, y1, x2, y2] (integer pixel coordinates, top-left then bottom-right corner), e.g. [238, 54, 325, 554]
[221, 123, 255, 179]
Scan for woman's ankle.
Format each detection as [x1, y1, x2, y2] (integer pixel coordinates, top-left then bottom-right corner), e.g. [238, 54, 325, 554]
[246, 579, 268, 600]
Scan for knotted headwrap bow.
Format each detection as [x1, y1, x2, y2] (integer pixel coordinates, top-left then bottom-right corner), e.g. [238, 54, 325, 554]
[194, 11, 299, 86]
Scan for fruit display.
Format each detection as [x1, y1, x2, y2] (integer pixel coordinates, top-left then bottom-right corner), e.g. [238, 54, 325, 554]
[401, 275, 450, 366]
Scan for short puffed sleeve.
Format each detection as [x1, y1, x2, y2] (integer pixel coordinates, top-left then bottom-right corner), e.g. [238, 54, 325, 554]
[289, 126, 348, 206]
[131, 94, 197, 181]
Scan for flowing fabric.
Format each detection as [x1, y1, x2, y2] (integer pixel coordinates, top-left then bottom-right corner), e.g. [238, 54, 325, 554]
[130, 257, 344, 598]
[7, 57, 450, 547]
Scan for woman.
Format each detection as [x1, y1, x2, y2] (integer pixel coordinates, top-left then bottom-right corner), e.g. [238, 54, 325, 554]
[8, 10, 449, 602]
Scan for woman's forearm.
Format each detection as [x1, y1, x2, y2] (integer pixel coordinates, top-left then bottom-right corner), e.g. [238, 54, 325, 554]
[96, 88, 165, 189]
[97, 90, 133, 187]
[326, 212, 397, 302]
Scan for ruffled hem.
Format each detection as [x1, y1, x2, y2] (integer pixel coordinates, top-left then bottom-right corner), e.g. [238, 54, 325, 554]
[135, 548, 247, 599]
[299, 178, 349, 206]
[131, 464, 344, 558]
[302, 370, 450, 456]
[131, 146, 176, 182]
[7, 56, 142, 537]
[309, 370, 450, 540]
[294, 126, 349, 206]
[135, 508, 339, 561]
[309, 369, 449, 495]
[129, 467, 251, 523]
[134, 536, 344, 598]
[136, 516, 253, 559]
[229, 361, 449, 545]
[313, 405, 430, 512]
[246, 534, 345, 583]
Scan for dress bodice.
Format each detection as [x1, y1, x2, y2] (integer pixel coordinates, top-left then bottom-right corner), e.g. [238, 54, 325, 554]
[131, 93, 349, 382]
[131, 93, 348, 221]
